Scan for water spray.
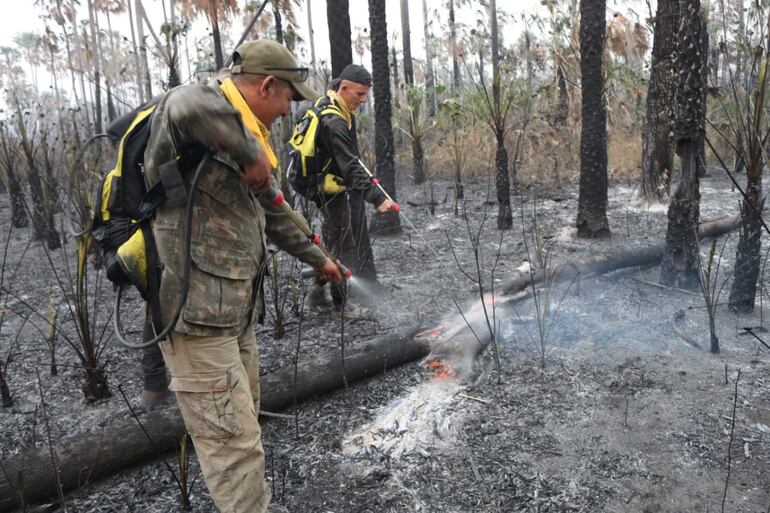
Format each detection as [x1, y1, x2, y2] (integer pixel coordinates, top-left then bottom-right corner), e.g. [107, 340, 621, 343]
[262, 187, 352, 280]
[357, 159, 441, 258]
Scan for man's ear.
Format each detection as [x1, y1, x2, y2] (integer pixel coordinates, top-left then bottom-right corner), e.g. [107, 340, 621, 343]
[259, 75, 276, 97]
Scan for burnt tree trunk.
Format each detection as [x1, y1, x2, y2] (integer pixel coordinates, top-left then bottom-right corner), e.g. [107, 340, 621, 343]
[327, 0, 352, 77]
[368, 0, 401, 235]
[400, 0, 414, 86]
[660, 0, 706, 289]
[449, 0, 461, 89]
[553, 62, 569, 127]
[210, 1, 224, 70]
[495, 133, 512, 229]
[576, 0, 610, 238]
[640, 0, 679, 202]
[490, 0, 512, 230]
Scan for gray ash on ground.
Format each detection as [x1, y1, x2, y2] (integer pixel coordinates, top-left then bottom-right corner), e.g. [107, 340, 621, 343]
[1, 171, 770, 512]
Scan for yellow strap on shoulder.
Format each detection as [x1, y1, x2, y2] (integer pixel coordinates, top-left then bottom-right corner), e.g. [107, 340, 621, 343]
[100, 106, 156, 222]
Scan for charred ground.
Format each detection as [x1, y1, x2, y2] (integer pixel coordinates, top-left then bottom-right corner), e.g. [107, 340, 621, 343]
[1, 170, 769, 512]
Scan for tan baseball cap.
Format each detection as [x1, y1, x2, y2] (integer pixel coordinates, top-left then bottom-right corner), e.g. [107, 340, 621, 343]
[231, 40, 319, 101]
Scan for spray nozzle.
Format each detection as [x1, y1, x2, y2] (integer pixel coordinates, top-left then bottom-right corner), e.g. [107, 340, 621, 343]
[300, 264, 353, 281]
[308, 232, 321, 245]
[371, 177, 380, 185]
[392, 203, 401, 213]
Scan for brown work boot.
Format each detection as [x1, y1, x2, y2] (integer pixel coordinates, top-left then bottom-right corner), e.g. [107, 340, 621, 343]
[141, 388, 175, 410]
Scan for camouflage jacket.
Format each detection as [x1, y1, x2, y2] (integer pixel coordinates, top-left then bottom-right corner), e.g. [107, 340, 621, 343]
[144, 78, 327, 337]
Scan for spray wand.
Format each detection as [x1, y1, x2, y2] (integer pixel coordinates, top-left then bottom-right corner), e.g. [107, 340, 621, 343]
[357, 159, 440, 258]
[262, 187, 352, 280]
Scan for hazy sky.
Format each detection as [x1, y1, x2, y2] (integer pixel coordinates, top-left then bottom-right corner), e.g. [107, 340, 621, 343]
[0, 0, 648, 92]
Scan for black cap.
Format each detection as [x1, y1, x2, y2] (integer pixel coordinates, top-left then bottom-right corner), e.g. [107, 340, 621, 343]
[332, 64, 372, 90]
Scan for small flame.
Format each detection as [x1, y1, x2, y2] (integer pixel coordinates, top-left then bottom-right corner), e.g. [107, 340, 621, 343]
[416, 328, 443, 340]
[425, 358, 457, 380]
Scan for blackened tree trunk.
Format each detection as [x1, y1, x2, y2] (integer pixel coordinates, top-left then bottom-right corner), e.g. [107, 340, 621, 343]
[210, 0, 224, 70]
[135, 0, 153, 100]
[640, 0, 679, 202]
[553, 61, 569, 127]
[576, 0, 610, 238]
[87, 0, 103, 134]
[369, 0, 401, 235]
[400, 0, 414, 86]
[422, 0, 435, 116]
[327, 0, 352, 77]
[272, 0, 284, 44]
[727, 21, 768, 312]
[489, 0, 512, 230]
[0, 127, 27, 228]
[449, 0, 461, 89]
[660, 0, 706, 289]
[12, 100, 61, 250]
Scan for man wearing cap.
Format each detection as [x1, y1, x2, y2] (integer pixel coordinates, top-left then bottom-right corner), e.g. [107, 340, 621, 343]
[304, 64, 397, 318]
[144, 40, 340, 513]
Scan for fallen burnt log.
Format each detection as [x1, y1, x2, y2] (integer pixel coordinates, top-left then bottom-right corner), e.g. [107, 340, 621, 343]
[500, 215, 739, 296]
[0, 327, 426, 511]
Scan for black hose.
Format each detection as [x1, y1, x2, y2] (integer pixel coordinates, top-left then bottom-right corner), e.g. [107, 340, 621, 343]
[112, 153, 212, 349]
[71, 132, 111, 238]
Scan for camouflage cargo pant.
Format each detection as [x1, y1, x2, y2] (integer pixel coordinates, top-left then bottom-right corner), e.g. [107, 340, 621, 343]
[160, 326, 270, 513]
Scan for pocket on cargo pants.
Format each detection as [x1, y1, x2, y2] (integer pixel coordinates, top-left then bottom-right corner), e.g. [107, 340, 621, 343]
[169, 371, 243, 439]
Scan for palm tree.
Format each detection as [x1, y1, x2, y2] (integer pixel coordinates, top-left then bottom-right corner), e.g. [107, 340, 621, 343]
[640, 0, 680, 203]
[489, 0, 512, 229]
[178, 0, 238, 71]
[576, 0, 610, 238]
[368, 0, 401, 235]
[660, 0, 706, 289]
[13, 33, 44, 92]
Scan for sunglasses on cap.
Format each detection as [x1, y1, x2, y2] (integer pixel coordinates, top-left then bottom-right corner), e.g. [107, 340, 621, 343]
[248, 66, 309, 82]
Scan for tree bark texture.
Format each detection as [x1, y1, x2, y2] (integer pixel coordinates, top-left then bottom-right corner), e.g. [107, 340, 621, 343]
[368, 0, 402, 235]
[449, 0, 461, 89]
[640, 0, 679, 202]
[660, 0, 706, 289]
[489, 0, 511, 230]
[422, 0, 435, 116]
[135, 0, 153, 100]
[576, 0, 610, 238]
[210, 2, 224, 71]
[87, 0, 103, 134]
[327, 0, 352, 77]
[495, 135, 513, 229]
[553, 62, 569, 127]
[400, 0, 414, 86]
[0, 329, 427, 511]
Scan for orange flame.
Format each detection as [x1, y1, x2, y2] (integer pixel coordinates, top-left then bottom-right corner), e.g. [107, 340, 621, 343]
[416, 328, 443, 339]
[425, 358, 457, 380]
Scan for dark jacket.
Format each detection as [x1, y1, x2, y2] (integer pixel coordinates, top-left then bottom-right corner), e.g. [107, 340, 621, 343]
[316, 95, 386, 207]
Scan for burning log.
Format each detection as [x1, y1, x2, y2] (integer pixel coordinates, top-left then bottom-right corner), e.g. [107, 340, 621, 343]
[0, 328, 426, 511]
